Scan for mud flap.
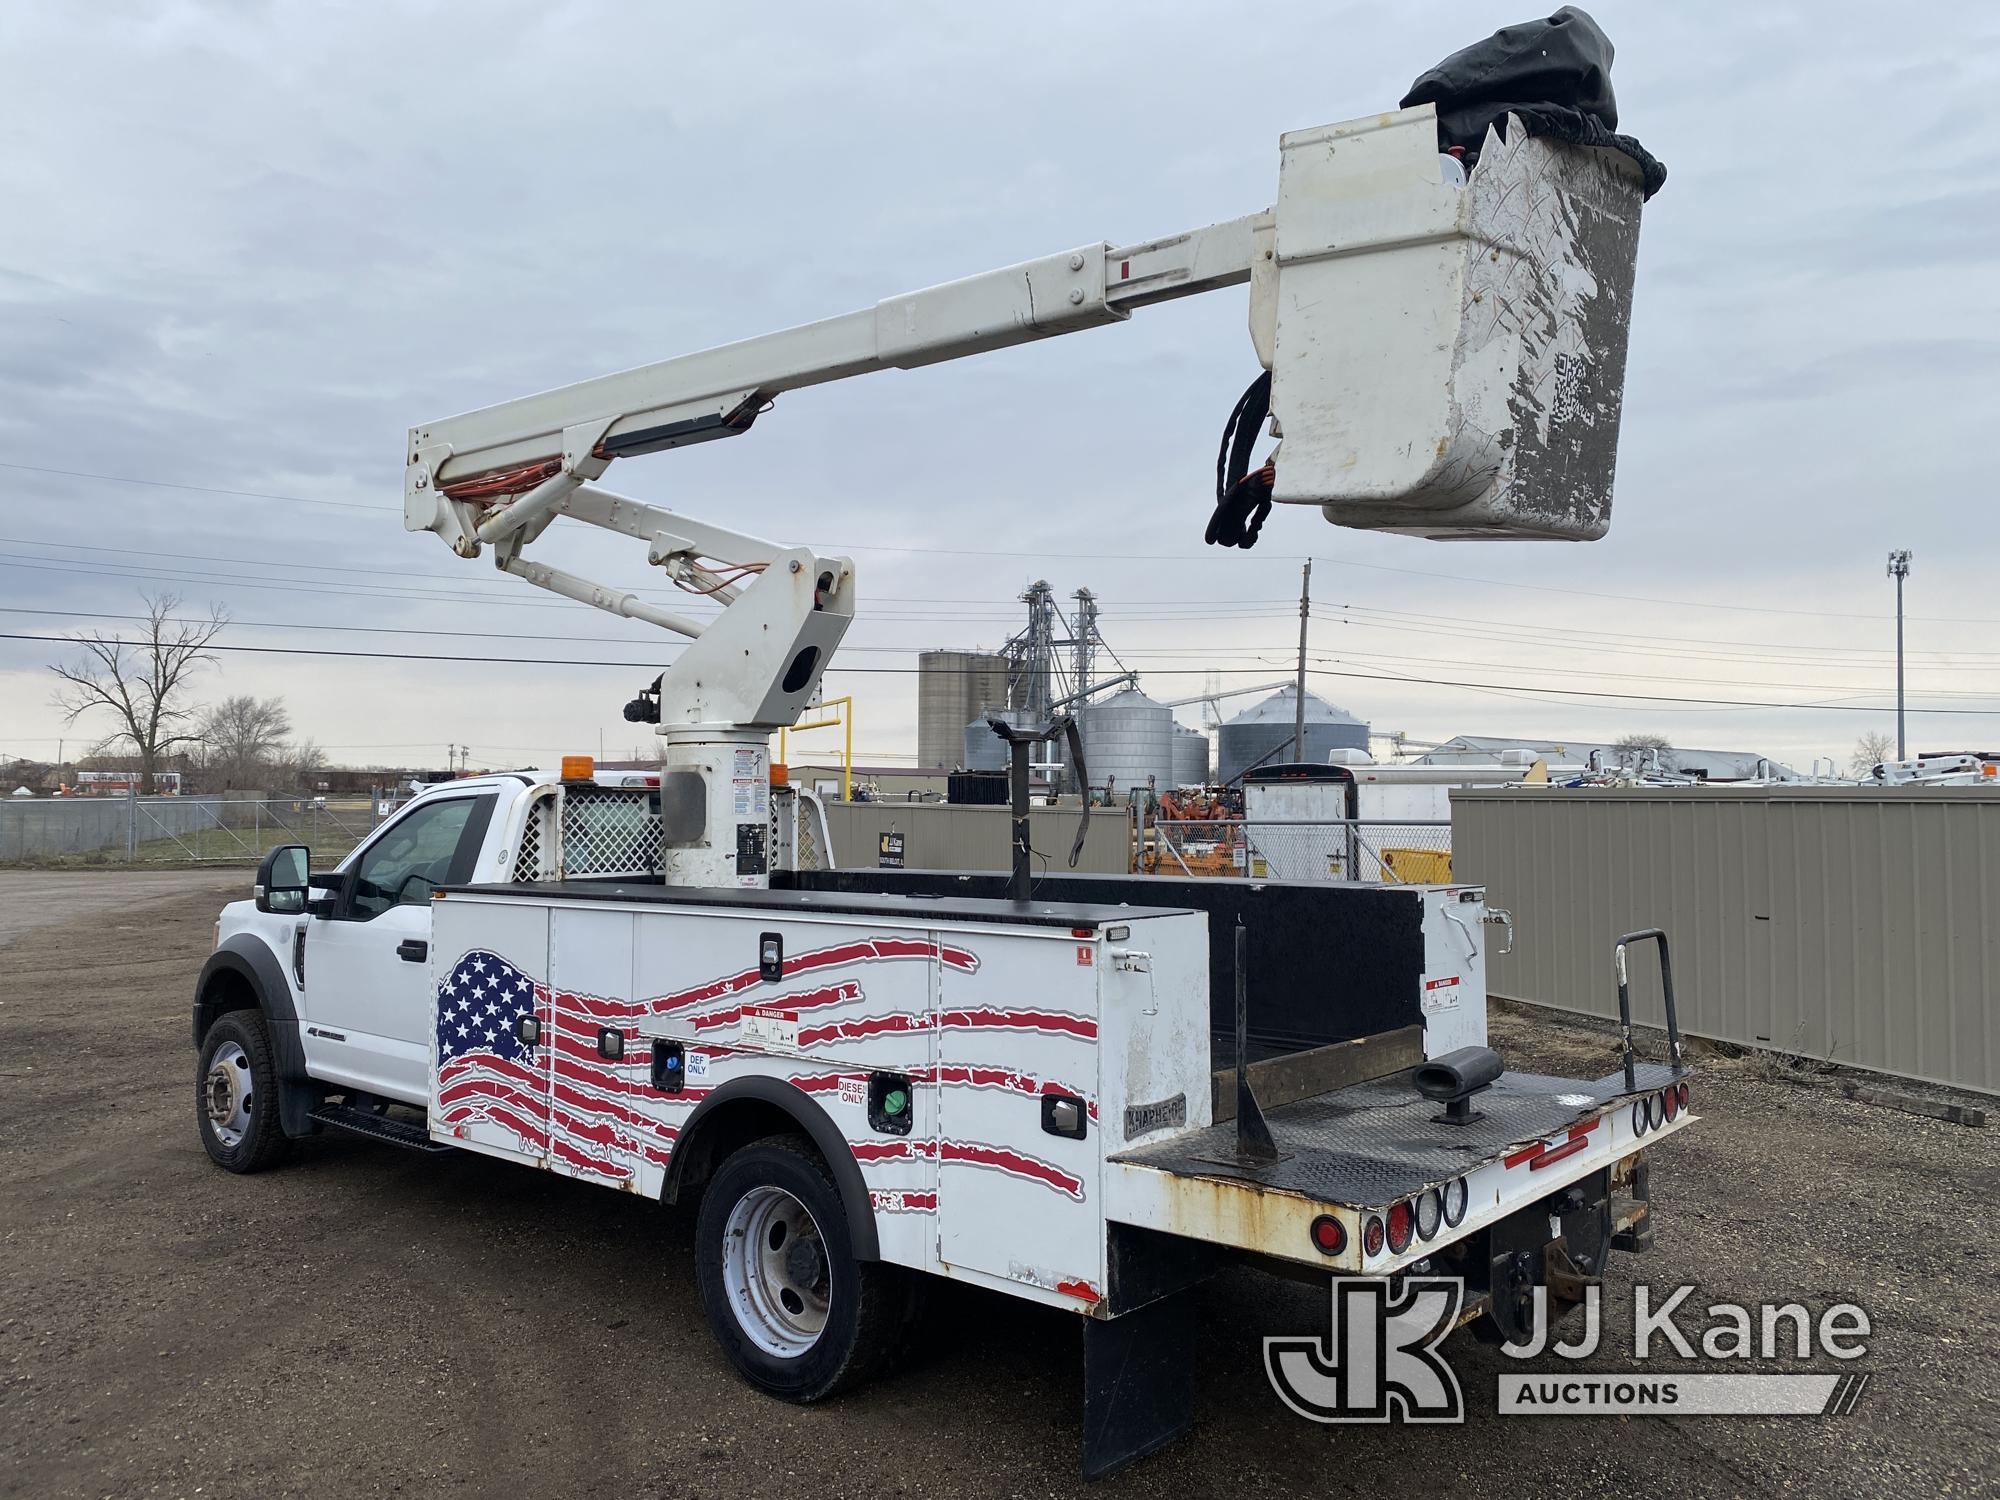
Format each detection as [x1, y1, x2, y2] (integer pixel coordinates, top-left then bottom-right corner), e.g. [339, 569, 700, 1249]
[1081, 1288, 1196, 1481]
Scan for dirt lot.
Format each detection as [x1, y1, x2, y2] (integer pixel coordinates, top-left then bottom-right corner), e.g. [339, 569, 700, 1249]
[1, 872, 1994, 1499]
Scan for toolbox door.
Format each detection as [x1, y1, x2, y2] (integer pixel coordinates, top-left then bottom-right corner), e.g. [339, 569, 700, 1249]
[934, 930, 1104, 1301]
[545, 905, 646, 1189]
[431, 900, 552, 1167]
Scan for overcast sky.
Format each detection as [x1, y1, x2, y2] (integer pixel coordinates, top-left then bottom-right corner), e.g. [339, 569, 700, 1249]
[3, 1, 1996, 778]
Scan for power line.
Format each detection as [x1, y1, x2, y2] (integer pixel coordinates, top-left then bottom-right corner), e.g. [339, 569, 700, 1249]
[0, 460, 394, 513]
[0, 553, 1303, 628]
[9, 602, 1994, 700]
[0, 535, 1308, 612]
[9, 455, 1994, 626]
[6, 629, 1997, 715]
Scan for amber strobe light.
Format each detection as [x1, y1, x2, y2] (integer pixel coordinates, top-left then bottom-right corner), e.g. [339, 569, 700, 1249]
[560, 754, 594, 781]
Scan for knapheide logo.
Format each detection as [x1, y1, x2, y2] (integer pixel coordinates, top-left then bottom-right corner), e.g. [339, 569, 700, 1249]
[1264, 1277, 1465, 1423]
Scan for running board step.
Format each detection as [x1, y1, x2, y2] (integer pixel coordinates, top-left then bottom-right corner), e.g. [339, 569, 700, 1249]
[308, 1103, 453, 1153]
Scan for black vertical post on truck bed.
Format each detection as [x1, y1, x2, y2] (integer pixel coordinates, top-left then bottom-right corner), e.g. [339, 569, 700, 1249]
[1233, 924, 1279, 1161]
[1009, 735, 1033, 902]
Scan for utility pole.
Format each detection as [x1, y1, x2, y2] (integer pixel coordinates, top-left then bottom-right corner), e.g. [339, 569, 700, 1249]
[1887, 550, 1912, 760]
[1292, 559, 1312, 761]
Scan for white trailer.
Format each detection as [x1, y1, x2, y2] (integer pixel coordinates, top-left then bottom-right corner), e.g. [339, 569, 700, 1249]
[191, 80, 1690, 1477]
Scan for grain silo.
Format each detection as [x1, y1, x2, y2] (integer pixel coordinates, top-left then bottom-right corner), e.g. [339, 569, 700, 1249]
[1217, 686, 1368, 784]
[1172, 724, 1210, 787]
[1078, 688, 1175, 799]
[918, 650, 1010, 768]
[963, 708, 1068, 783]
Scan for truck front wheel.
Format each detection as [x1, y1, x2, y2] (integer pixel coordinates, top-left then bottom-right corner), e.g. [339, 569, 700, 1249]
[695, 1134, 904, 1402]
[196, 1011, 293, 1173]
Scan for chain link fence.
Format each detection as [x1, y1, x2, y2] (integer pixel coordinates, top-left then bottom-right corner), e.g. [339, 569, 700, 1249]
[0, 794, 395, 867]
[1150, 818, 1453, 883]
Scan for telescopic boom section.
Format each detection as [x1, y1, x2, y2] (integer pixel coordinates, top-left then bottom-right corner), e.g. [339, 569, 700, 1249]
[406, 104, 1645, 563]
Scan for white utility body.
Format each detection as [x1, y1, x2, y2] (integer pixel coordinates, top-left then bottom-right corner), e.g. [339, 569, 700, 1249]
[194, 97, 1688, 1479]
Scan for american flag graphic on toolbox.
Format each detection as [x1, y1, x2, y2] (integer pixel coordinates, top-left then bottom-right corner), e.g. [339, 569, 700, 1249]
[434, 939, 1097, 1196]
[434, 948, 672, 1181]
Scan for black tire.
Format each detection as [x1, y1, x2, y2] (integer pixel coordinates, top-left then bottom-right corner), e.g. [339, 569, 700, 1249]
[695, 1133, 906, 1402]
[195, 1010, 293, 1173]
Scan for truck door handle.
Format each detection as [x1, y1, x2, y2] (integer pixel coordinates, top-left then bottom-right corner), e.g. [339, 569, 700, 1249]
[397, 939, 429, 962]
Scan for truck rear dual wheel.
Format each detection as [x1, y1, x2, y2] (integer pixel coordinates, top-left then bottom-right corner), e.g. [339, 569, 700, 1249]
[695, 1134, 910, 1401]
[196, 1011, 293, 1173]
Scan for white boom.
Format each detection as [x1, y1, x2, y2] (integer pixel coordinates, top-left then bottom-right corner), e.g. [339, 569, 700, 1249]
[402, 102, 1648, 889]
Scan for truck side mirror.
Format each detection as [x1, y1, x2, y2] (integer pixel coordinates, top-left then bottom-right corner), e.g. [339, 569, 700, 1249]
[255, 844, 310, 915]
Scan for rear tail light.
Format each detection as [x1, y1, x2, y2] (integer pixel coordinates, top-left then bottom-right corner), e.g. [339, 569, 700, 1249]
[1362, 1214, 1386, 1257]
[1661, 1086, 1679, 1122]
[1386, 1200, 1415, 1255]
[1677, 1081, 1690, 1111]
[1441, 1176, 1469, 1228]
[1631, 1099, 1650, 1136]
[1414, 1187, 1442, 1241]
[1309, 1215, 1346, 1256]
[1647, 1091, 1666, 1129]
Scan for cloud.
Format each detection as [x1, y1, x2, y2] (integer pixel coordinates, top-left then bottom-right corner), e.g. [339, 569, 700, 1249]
[0, 0, 1994, 778]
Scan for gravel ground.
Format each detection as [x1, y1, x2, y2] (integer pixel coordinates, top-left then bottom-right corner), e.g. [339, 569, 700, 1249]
[0, 872, 1994, 1499]
[0, 870, 241, 947]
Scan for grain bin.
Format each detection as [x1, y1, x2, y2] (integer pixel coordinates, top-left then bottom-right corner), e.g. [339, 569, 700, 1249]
[1172, 724, 1210, 787]
[1078, 688, 1174, 799]
[919, 650, 1010, 768]
[961, 708, 1046, 774]
[1217, 686, 1368, 784]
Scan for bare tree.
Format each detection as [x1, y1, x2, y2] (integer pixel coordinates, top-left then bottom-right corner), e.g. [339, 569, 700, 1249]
[1849, 730, 1895, 779]
[1612, 731, 1675, 772]
[49, 594, 227, 794]
[199, 694, 294, 790]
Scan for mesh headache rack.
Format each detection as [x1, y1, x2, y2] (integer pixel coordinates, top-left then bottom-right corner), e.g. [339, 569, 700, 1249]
[512, 776, 833, 882]
[512, 783, 663, 881]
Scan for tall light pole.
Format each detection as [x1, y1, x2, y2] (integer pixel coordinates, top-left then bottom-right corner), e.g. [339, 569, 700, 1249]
[1887, 550, 1911, 760]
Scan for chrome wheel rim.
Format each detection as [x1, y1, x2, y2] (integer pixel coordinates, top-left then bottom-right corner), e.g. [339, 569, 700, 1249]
[721, 1184, 830, 1357]
[204, 1041, 253, 1148]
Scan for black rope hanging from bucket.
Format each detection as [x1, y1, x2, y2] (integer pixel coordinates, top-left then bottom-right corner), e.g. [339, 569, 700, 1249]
[1207, 370, 1274, 549]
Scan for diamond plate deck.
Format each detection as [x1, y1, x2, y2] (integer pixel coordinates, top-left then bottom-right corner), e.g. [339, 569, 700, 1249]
[1111, 1063, 1683, 1209]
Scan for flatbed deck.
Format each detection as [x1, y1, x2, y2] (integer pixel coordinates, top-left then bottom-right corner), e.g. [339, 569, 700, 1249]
[1114, 1060, 1683, 1210]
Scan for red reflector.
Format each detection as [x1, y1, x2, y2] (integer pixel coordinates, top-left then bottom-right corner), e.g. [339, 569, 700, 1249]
[1072, 928, 1094, 938]
[1362, 1214, 1385, 1257]
[1677, 1081, 1690, 1111]
[1309, 1215, 1346, 1255]
[1386, 1200, 1414, 1254]
[1662, 1086, 1678, 1122]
